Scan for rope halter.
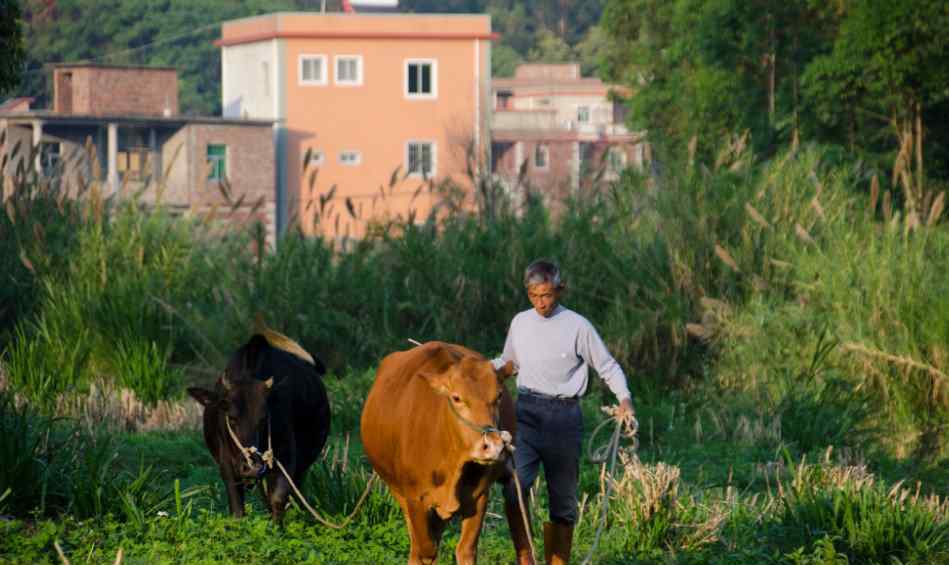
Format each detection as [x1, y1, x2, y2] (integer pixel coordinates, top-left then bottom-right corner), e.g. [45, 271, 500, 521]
[225, 412, 274, 479]
[444, 393, 514, 454]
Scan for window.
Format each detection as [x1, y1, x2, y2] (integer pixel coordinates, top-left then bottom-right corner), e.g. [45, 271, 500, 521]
[339, 151, 361, 166]
[301, 148, 324, 171]
[496, 90, 513, 110]
[577, 105, 591, 123]
[534, 144, 549, 170]
[118, 147, 149, 180]
[335, 55, 363, 86]
[299, 55, 327, 85]
[406, 141, 435, 177]
[207, 144, 226, 181]
[405, 60, 437, 98]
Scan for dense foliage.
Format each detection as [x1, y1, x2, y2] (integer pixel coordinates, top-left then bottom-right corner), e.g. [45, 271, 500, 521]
[0, 0, 26, 94]
[601, 0, 949, 186]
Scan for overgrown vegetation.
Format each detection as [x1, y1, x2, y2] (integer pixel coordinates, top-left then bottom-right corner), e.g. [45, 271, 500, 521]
[1, 130, 947, 562]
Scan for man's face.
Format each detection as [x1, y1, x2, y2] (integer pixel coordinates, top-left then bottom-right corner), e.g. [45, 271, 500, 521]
[527, 282, 561, 318]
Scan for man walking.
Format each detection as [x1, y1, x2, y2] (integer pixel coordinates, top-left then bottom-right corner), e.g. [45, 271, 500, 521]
[498, 259, 635, 565]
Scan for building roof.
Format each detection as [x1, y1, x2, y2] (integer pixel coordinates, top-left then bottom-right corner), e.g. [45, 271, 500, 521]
[0, 97, 33, 112]
[51, 62, 178, 72]
[216, 12, 496, 47]
[0, 110, 275, 128]
[493, 63, 631, 97]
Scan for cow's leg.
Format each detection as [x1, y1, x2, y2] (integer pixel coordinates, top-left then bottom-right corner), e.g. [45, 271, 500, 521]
[266, 473, 293, 523]
[222, 467, 246, 518]
[393, 493, 418, 550]
[455, 492, 489, 565]
[405, 501, 443, 565]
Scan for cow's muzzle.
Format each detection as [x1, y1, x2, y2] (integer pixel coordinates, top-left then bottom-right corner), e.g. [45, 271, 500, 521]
[239, 456, 268, 479]
[471, 430, 513, 465]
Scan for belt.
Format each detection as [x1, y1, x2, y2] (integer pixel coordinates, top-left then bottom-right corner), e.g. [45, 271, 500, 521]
[517, 387, 579, 403]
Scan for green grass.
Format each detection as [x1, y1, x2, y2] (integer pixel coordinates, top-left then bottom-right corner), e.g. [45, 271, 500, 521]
[2, 391, 945, 564]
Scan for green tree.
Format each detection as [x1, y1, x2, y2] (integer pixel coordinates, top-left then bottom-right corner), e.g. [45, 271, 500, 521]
[575, 25, 609, 76]
[492, 44, 522, 77]
[601, 0, 833, 162]
[803, 0, 949, 212]
[1, 0, 26, 95]
[528, 28, 574, 63]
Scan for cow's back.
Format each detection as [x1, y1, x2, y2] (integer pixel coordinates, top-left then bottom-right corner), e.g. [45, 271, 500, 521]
[262, 343, 331, 468]
[360, 342, 477, 492]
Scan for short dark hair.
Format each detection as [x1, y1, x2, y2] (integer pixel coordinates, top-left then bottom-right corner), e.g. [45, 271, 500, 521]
[523, 259, 563, 288]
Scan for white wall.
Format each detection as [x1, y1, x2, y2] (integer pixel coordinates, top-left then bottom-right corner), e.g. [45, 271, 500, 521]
[222, 41, 278, 120]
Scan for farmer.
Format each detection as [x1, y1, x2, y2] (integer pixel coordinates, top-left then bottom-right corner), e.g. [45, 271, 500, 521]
[497, 259, 635, 565]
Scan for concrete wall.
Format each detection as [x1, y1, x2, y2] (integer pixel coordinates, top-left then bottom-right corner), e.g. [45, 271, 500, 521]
[222, 41, 279, 120]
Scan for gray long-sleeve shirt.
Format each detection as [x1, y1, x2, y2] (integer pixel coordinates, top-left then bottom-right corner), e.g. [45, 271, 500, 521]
[494, 305, 631, 401]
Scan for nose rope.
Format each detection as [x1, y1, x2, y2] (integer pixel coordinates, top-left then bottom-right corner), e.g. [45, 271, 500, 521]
[225, 413, 274, 478]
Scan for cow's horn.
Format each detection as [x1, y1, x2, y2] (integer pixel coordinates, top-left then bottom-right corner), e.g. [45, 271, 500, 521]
[220, 375, 232, 391]
[264, 376, 274, 389]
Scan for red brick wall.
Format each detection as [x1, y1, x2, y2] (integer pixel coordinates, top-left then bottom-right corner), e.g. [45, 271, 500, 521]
[54, 67, 178, 117]
[187, 124, 274, 211]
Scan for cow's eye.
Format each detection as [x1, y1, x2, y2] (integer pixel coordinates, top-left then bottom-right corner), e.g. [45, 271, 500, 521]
[451, 394, 462, 403]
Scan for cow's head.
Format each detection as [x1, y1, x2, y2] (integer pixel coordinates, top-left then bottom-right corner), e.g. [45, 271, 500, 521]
[421, 358, 515, 465]
[188, 374, 275, 479]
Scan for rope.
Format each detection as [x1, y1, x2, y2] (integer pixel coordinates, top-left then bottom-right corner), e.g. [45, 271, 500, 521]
[506, 449, 538, 564]
[224, 413, 378, 529]
[580, 414, 639, 565]
[274, 458, 378, 530]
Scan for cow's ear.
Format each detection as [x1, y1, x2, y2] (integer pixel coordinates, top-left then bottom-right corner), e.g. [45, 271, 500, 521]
[187, 387, 217, 407]
[419, 370, 452, 396]
[495, 361, 516, 381]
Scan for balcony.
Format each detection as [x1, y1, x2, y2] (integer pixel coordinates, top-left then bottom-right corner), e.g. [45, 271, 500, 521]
[493, 109, 630, 139]
[492, 109, 560, 131]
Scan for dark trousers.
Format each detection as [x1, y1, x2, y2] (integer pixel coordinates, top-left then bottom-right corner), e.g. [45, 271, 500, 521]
[503, 390, 583, 525]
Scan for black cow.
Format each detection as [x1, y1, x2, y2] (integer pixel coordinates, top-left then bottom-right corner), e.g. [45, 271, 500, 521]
[187, 330, 330, 520]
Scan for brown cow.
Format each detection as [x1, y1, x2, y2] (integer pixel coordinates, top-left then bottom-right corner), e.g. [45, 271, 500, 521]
[360, 341, 532, 564]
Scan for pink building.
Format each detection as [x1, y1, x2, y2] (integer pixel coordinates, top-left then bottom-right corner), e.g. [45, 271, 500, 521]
[217, 12, 494, 238]
[491, 64, 646, 202]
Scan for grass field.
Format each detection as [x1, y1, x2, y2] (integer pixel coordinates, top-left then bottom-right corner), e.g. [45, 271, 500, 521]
[1, 140, 947, 563]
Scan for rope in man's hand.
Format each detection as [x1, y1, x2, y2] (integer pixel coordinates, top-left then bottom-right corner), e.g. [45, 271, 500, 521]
[581, 404, 640, 565]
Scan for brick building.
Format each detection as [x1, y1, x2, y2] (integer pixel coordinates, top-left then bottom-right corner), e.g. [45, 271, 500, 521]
[1, 64, 277, 245]
[491, 63, 646, 203]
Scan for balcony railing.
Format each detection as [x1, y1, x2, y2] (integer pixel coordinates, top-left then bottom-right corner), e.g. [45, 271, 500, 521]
[493, 110, 630, 137]
[492, 110, 560, 131]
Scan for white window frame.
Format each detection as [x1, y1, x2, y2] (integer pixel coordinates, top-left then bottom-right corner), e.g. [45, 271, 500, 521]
[405, 140, 437, 178]
[404, 59, 438, 100]
[534, 144, 549, 171]
[334, 55, 363, 87]
[339, 151, 362, 166]
[302, 149, 324, 170]
[577, 105, 591, 123]
[299, 54, 328, 86]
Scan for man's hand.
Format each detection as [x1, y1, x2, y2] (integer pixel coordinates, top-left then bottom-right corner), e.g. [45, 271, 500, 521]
[616, 398, 637, 431]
